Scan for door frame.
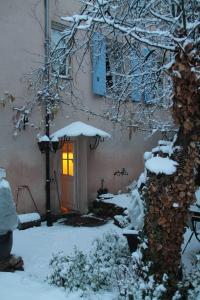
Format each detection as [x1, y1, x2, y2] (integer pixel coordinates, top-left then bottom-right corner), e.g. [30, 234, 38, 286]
[60, 140, 78, 212]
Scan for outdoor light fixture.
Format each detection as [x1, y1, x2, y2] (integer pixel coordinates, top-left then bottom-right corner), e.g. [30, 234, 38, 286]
[51, 137, 69, 152]
[37, 139, 49, 153]
[38, 136, 68, 153]
[51, 140, 59, 152]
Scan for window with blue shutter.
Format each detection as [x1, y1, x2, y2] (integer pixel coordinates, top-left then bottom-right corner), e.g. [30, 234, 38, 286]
[106, 39, 125, 95]
[92, 32, 106, 96]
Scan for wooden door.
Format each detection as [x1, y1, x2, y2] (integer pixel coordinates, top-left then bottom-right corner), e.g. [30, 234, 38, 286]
[61, 141, 77, 212]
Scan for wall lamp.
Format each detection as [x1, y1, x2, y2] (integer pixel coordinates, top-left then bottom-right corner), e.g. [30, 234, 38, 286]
[38, 136, 69, 153]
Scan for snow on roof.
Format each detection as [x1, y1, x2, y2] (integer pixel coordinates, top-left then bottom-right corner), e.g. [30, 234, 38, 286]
[38, 135, 50, 142]
[51, 121, 111, 140]
[145, 156, 178, 175]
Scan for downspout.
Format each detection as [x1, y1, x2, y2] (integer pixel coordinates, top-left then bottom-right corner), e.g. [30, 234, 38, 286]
[44, 0, 52, 226]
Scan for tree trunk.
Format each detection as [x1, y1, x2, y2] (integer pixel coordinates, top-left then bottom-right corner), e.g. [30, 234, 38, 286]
[143, 42, 200, 296]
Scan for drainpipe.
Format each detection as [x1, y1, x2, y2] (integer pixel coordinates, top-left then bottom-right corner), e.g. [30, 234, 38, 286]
[44, 0, 52, 226]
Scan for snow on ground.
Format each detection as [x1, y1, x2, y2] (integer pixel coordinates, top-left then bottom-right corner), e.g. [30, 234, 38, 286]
[100, 193, 132, 208]
[0, 222, 121, 300]
[1, 191, 200, 300]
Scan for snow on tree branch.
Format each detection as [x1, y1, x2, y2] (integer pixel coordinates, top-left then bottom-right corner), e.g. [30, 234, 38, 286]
[29, 0, 200, 133]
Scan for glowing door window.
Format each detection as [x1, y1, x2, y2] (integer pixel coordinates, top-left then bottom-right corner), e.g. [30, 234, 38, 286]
[62, 143, 74, 176]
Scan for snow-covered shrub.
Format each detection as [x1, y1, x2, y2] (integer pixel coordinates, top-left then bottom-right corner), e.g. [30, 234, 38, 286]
[114, 214, 130, 228]
[116, 243, 168, 300]
[48, 248, 89, 291]
[175, 254, 200, 299]
[48, 232, 131, 292]
[127, 189, 144, 230]
[88, 232, 131, 290]
[48, 233, 171, 299]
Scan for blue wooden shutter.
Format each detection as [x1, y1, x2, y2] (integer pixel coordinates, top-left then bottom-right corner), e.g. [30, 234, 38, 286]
[92, 32, 106, 96]
[131, 50, 142, 102]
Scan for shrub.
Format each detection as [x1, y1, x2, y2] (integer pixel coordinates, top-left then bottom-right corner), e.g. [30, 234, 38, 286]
[116, 244, 168, 299]
[48, 232, 131, 292]
[48, 232, 179, 299]
[48, 248, 89, 291]
[174, 254, 200, 300]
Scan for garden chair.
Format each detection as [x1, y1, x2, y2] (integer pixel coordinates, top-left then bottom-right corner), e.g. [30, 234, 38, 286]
[182, 206, 200, 254]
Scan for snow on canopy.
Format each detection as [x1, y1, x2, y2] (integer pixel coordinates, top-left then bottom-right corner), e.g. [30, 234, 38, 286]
[38, 135, 50, 142]
[50, 121, 111, 140]
[145, 156, 178, 175]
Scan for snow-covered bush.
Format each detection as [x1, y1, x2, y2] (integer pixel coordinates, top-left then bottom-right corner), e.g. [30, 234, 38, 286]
[88, 232, 131, 290]
[116, 243, 168, 299]
[48, 248, 89, 291]
[174, 254, 200, 299]
[128, 189, 144, 230]
[48, 232, 171, 299]
[114, 214, 130, 228]
[48, 232, 131, 292]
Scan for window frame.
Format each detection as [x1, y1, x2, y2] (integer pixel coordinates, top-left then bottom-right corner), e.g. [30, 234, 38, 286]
[92, 33, 131, 98]
[51, 21, 71, 79]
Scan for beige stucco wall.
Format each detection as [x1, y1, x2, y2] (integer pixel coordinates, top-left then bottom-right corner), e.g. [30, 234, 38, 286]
[0, 0, 161, 216]
[0, 0, 45, 213]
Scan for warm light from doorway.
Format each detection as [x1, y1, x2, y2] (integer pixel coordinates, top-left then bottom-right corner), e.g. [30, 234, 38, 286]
[62, 143, 74, 176]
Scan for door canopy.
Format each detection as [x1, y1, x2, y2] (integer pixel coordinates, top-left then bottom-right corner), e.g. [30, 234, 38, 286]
[50, 121, 111, 141]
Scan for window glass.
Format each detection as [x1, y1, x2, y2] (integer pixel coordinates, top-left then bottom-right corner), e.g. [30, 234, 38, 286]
[62, 152, 67, 159]
[62, 160, 68, 175]
[68, 160, 74, 176]
[62, 143, 74, 176]
[68, 152, 73, 160]
[106, 39, 129, 96]
[51, 29, 69, 77]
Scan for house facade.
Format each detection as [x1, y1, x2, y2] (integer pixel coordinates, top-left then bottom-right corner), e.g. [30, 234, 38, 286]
[0, 0, 160, 218]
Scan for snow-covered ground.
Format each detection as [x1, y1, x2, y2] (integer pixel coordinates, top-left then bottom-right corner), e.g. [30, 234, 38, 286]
[0, 191, 200, 300]
[99, 193, 131, 208]
[0, 222, 121, 300]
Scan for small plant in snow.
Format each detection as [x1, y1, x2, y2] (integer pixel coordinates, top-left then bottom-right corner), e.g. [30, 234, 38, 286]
[116, 243, 168, 299]
[173, 254, 200, 299]
[48, 248, 89, 291]
[187, 255, 200, 299]
[48, 232, 131, 292]
[48, 233, 171, 299]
